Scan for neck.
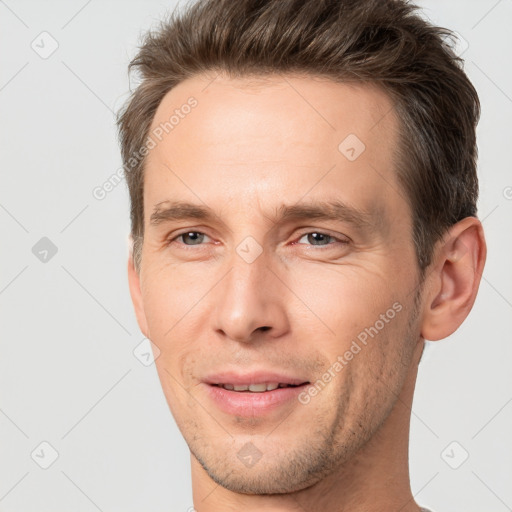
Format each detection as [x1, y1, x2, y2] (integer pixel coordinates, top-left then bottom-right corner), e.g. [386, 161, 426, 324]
[191, 341, 425, 512]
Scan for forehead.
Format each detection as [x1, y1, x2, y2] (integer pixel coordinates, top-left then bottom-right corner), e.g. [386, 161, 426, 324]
[144, 73, 404, 226]
[149, 73, 397, 148]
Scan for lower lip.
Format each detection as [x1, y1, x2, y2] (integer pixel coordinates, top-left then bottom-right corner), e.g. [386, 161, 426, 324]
[204, 383, 309, 416]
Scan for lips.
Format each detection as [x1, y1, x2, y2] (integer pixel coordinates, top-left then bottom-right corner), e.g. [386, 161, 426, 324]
[202, 371, 310, 416]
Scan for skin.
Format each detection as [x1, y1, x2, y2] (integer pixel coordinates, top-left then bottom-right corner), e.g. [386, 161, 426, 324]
[127, 73, 486, 511]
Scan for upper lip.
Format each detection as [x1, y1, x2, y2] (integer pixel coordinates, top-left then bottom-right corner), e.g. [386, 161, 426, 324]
[203, 371, 309, 386]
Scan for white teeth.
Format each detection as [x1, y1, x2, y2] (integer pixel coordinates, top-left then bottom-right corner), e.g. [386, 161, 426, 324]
[248, 383, 267, 392]
[220, 382, 284, 392]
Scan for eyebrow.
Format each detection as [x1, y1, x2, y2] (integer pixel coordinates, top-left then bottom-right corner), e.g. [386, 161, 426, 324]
[149, 199, 378, 232]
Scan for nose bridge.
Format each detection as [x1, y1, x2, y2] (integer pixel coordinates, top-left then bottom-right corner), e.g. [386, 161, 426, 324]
[212, 240, 288, 342]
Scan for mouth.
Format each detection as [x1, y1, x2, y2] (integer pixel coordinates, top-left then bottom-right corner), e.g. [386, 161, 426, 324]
[212, 382, 307, 392]
[202, 372, 311, 416]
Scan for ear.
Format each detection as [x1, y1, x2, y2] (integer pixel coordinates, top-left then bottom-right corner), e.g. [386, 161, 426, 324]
[127, 239, 149, 338]
[421, 217, 487, 341]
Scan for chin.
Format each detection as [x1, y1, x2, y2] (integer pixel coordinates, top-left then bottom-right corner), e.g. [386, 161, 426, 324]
[190, 440, 340, 495]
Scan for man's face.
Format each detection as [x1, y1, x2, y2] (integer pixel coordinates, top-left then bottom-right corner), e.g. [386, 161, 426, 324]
[131, 74, 425, 493]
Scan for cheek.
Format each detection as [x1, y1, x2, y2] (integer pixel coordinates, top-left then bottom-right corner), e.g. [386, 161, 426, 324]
[154, 357, 197, 427]
[290, 264, 395, 343]
[140, 260, 207, 337]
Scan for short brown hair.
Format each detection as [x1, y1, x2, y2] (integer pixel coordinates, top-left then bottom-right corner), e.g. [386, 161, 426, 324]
[117, 0, 480, 274]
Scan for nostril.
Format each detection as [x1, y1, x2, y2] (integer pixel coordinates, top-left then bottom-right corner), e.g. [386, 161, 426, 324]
[259, 326, 271, 332]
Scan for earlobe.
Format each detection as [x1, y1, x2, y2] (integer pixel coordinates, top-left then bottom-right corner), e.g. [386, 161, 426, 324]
[421, 217, 487, 341]
[127, 251, 150, 339]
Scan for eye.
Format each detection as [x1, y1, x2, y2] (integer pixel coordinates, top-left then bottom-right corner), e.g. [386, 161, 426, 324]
[295, 231, 349, 248]
[169, 231, 212, 246]
[166, 230, 348, 250]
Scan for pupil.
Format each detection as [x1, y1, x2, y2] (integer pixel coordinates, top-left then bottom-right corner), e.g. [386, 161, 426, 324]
[309, 233, 329, 245]
[184, 232, 203, 245]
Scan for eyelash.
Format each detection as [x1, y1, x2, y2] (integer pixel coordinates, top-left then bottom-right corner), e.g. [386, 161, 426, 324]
[166, 230, 349, 250]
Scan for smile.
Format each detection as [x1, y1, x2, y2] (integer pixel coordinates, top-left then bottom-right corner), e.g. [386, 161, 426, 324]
[204, 376, 311, 416]
[213, 382, 303, 392]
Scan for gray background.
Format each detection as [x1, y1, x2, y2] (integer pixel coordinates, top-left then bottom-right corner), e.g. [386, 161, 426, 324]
[0, 0, 511, 511]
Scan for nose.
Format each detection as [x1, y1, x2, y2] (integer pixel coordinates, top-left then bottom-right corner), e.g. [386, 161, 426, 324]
[212, 246, 290, 344]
